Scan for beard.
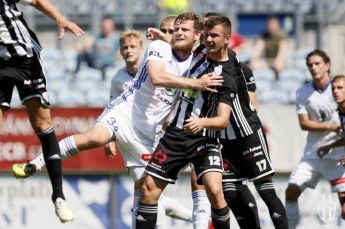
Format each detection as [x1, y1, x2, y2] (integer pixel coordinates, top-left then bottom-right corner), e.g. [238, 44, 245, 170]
[172, 40, 194, 52]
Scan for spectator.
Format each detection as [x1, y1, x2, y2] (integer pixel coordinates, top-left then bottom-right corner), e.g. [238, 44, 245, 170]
[75, 16, 120, 80]
[250, 15, 287, 78]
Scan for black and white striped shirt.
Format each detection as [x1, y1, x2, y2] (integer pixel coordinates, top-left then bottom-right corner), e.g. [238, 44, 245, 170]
[169, 46, 261, 139]
[0, 0, 41, 60]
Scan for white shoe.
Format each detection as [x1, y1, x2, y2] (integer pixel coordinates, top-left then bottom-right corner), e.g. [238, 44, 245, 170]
[54, 198, 74, 223]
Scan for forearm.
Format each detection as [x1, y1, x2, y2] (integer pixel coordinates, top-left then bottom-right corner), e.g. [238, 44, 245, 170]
[327, 138, 345, 149]
[31, 0, 66, 24]
[151, 71, 196, 89]
[202, 117, 228, 131]
[300, 120, 335, 131]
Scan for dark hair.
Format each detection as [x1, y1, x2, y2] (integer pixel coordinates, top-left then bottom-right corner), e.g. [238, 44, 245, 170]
[306, 49, 331, 73]
[204, 15, 232, 36]
[204, 12, 221, 18]
[175, 12, 203, 32]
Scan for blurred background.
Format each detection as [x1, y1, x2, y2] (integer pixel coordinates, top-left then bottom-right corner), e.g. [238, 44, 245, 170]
[1, 0, 345, 228]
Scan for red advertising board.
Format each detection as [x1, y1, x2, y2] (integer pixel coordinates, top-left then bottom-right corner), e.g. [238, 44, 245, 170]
[0, 108, 125, 173]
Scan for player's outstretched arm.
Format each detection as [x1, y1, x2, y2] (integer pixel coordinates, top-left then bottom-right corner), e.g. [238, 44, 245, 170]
[317, 138, 345, 158]
[29, 0, 85, 39]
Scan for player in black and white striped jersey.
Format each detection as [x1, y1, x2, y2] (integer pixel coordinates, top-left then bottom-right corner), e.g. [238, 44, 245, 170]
[2, 0, 84, 223]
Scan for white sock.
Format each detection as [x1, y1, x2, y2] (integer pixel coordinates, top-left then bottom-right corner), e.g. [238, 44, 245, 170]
[132, 189, 140, 229]
[285, 201, 299, 229]
[156, 195, 167, 229]
[192, 190, 211, 229]
[161, 194, 192, 222]
[29, 136, 79, 171]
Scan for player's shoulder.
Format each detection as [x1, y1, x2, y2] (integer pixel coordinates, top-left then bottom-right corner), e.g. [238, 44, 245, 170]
[111, 67, 127, 80]
[149, 40, 171, 50]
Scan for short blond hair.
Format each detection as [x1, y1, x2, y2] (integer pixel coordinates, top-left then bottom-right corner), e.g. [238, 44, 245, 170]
[119, 29, 143, 47]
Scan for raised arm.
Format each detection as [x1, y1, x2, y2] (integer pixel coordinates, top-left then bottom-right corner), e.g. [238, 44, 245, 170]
[28, 0, 85, 39]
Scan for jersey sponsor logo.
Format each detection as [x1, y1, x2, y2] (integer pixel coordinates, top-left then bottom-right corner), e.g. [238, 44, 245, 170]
[159, 97, 173, 105]
[148, 50, 163, 58]
[253, 151, 263, 157]
[141, 154, 152, 161]
[153, 149, 167, 165]
[164, 88, 176, 96]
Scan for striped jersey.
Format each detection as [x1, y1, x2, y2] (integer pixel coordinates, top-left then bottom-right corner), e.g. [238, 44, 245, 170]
[169, 45, 261, 139]
[104, 40, 192, 143]
[0, 0, 42, 60]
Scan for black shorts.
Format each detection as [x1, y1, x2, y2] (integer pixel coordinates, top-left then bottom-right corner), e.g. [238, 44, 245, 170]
[0, 53, 50, 110]
[221, 128, 274, 182]
[145, 126, 224, 184]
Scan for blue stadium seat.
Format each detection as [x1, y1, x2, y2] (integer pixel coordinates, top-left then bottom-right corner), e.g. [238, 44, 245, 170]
[57, 90, 86, 107]
[259, 88, 291, 104]
[253, 68, 276, 81]
[75, 67, 103, 81]
[85, 90, 109, 107]
[278, 68, 305, 82]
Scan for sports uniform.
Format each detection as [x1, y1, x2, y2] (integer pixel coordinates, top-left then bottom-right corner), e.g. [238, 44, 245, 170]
[109, 67, 136, 100]
[289, 82, 345, 192]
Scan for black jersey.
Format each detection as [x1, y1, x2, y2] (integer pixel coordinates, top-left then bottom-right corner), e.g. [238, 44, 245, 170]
[219, 49, 262, 140]
[339, 110, 345, 137]
[169, 45, 234, 138]
[0, 0, 42, 60]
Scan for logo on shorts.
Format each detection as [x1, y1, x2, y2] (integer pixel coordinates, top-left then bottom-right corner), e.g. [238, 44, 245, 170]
[154, 150, 167, 165]
[317, 193, 337, 223]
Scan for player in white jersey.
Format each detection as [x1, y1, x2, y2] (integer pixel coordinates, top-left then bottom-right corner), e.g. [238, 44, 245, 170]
[12, 12, 221, 227]
[284, 50, 345, 228]
[106, 27, 193, 227]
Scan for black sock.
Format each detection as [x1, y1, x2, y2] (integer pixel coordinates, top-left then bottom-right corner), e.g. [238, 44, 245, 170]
[211, 206, 230, 229]
[136, 202, 157, 229]
[37, 126, 64, 202]
[223, 182, 261, 229]
[255, 180, 288, 229]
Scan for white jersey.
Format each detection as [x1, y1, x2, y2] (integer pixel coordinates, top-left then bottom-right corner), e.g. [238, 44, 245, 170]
[97, 40, 192, 167]
[296, 82, 344, 159]
[109, 67, 135, 101]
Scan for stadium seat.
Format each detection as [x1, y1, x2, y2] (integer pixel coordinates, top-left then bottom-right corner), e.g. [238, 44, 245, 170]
[278, 68, 305, 82]
[56, 90, 86, 107]
[85, 90, 109, 107]
[253, 68, 276, 81]
[259, 88, 291, 104]
[75, 67, 103, 81]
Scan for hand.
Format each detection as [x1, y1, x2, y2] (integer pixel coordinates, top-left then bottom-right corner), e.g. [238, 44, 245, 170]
[317, 145, 332, 158]
[195, 73, 223, 93]
[328, 123, 341, 134]
[104, 142, 117, 158]
[146, 28, 162, 40]
[183, 117, 205, 134]
[58, 17, 85, 39]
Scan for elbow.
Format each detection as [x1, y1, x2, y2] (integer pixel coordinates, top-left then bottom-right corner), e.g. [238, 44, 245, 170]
[150, 77, 164, 87]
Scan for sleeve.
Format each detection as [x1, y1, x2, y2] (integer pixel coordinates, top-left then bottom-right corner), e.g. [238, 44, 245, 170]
[217, 63, 238, 106]
[240, 62, 256, 92]
[145, 40, 171, 64]
[296, 86, 308, 115]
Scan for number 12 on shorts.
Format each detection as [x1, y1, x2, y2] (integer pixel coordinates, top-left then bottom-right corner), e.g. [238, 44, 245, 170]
[208, 156, 221, 166]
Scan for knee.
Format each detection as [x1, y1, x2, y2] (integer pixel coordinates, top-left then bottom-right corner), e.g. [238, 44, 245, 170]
[139, 176, 161, 204]
[285, 184, 301, 201]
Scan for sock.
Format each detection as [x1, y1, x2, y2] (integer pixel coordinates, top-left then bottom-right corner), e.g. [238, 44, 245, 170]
[157, 197, 167, 229]
[136, 202, 158, 229]
[223, 182, 261, 228]
[132, 189, 140, 229]
[211, 206, 230, 229]
[255, 181, 288, 229]
[192, 190, 211, 229]
[161, 194, 192, 222]
[30, 136, 80, 171]
[285, 201, 299, 229]
[36, 126, 64, 202]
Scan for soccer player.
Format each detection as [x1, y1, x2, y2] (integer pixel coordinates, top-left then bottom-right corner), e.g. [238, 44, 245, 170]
[12, 11, 221, 227]
[135, 15, 240, 229]
[1, 0, 84, 223]
[285, 50, 345, 228]
[106, 28, 193, 227]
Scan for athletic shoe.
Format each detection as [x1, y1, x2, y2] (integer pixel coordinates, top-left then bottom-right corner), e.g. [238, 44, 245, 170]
[12, 163, 36, 178]
[54, 198, 74, 223]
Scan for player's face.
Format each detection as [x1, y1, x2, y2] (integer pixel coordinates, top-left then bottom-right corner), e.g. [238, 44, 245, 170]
[332, 79, 345, 105]
[120, 37, 142, 65]
[306, 55, 330, 80]
[204, 24, 229, 54]
[171, 20, 199, 51]
[160, 20, 174, 35]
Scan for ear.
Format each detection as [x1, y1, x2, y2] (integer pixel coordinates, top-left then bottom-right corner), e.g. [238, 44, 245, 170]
[194, 31, 201, 41]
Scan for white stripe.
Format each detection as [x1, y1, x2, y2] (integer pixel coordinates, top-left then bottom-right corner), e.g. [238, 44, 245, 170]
[257, 128, 274, 170]
[233, 95, 252, 135]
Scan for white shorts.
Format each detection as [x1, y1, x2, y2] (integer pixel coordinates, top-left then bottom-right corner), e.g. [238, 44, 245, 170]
[288, 157, 345, 192]
[128, 166, 146, 182]
[96, 101, 153, 167]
